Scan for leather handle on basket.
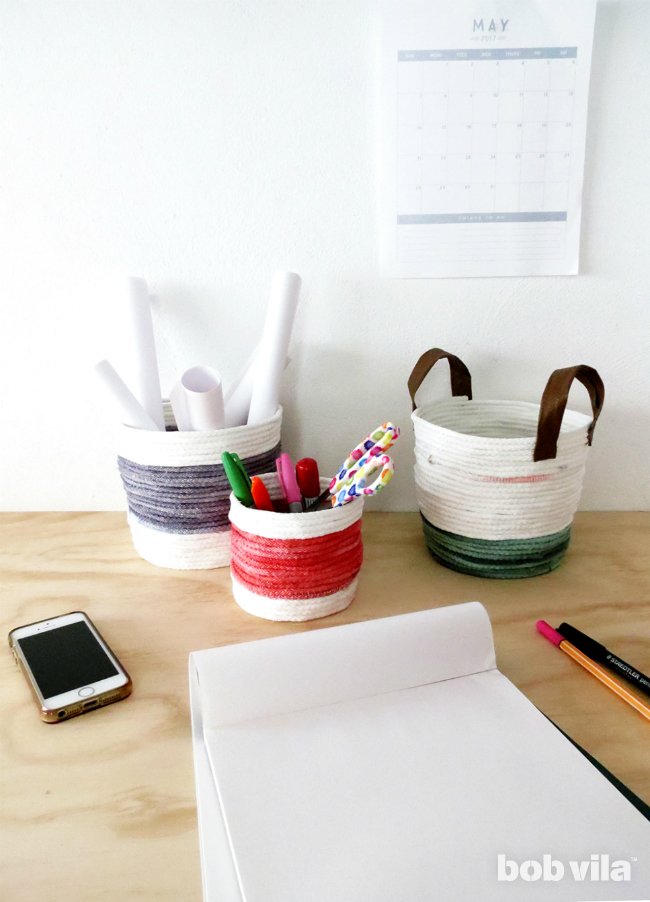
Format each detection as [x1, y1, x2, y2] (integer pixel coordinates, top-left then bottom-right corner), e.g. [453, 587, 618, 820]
[534, 365, 605, 462]
[408, 348, 473, 411]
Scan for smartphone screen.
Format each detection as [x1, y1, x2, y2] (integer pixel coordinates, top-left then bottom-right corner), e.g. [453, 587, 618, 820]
[16, 620, 119, 699]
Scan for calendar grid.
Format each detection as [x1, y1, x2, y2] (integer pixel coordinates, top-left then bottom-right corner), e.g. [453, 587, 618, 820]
[396, 46, 578, 230]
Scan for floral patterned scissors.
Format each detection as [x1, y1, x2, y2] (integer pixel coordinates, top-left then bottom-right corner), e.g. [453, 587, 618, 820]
[327, 422, 400, 507]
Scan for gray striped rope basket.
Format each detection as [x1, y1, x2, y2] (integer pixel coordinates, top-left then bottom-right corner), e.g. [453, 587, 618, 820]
[116, 405, 282, 569]
[408, 349, 604, 579]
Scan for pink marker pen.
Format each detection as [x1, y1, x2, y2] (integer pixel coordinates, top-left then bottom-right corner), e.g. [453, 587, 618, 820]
[276, 453, 303, 513]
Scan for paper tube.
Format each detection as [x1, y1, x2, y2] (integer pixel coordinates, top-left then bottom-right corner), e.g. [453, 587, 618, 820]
[170, 366, 225, 431]
[224, 348, 258, 428]
[247, 271, 301, 426]
[224, 348, 292, 428]
[94, 359, 159, 430]
[119, 276, 165, 430]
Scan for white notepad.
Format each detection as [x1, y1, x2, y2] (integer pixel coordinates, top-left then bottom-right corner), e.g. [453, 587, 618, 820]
[189, 603, 650, 901]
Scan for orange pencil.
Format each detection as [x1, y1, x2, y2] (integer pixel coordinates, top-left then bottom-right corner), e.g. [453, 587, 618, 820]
[536, 620, 650, 722]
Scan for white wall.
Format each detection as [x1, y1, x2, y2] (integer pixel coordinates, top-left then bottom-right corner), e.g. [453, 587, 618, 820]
[0, 0, 648, 512]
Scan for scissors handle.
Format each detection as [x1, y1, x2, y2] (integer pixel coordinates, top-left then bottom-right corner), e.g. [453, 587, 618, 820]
[339, 422, 399, 473]
[330, 422, 400, 498]
[331, 454, 394, 507]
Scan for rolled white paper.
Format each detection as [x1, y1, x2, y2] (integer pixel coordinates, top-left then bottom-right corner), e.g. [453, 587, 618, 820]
[170, 366, 225, 431]
[247, 271, 301, 426]
[224, 349, 293, 428]
[224, 348, 258, 428]
[94, 359, 159, 431]
[120, 276, 165, 430]
[169, 381, 191, 431]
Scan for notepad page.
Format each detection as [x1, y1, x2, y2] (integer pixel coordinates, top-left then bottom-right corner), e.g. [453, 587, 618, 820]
[204, 669, 650, 902]
[189, 661, 243, 902]
[190, 603, 496, 900]
[195, 602, 496, 729]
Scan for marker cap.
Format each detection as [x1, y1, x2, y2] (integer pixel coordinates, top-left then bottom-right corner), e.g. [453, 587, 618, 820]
[296, 458, 320, 499]
[535, 620, 564, 646]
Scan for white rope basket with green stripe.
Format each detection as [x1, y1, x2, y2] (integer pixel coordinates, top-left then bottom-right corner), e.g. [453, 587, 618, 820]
[409, 350, 604, 579]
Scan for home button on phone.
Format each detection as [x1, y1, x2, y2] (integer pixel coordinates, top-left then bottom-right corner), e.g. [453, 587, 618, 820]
[78, 686, 95, 698]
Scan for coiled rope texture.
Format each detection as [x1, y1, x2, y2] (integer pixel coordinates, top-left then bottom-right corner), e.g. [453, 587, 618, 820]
[413, 398, 593, 579]
[230, 521, 363, 599]
[116, 408, 282, 569]
[229, 474, 365, 621]
[422, 517, 571, 579]
[118, 445, 281, 534]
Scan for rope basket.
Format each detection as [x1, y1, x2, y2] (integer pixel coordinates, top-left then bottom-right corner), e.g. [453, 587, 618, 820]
[117, 406, 282, 569]
[409, 349, 605, 579]
[229, 475, 364, 621]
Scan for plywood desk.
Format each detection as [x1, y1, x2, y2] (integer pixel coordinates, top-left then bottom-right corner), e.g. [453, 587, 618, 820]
[1, 512, 648, 901]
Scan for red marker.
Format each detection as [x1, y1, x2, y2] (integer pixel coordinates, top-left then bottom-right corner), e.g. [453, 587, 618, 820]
[296, 458, 321, 508]
[250, 476, 274, 512]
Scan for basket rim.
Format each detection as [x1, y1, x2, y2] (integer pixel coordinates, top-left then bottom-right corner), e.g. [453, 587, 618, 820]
[118, 404, 282, 441]
[116, 406, 282, 467]
[412, 397, 592, 443]
[229, 474, 364, 540]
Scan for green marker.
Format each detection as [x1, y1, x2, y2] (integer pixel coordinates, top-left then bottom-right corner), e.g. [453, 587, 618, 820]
[221, 452, 253, 507]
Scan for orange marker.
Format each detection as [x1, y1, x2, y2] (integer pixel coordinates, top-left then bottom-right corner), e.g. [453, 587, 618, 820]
[536, 620, 650, 722]
[250, 476, 274, 512]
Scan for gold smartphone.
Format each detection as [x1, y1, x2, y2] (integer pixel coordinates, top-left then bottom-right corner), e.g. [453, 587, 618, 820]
[8, 611, 132, 722]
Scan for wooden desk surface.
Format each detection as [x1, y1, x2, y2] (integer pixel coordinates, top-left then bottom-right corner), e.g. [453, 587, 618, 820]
[1, 511, 649, 901]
